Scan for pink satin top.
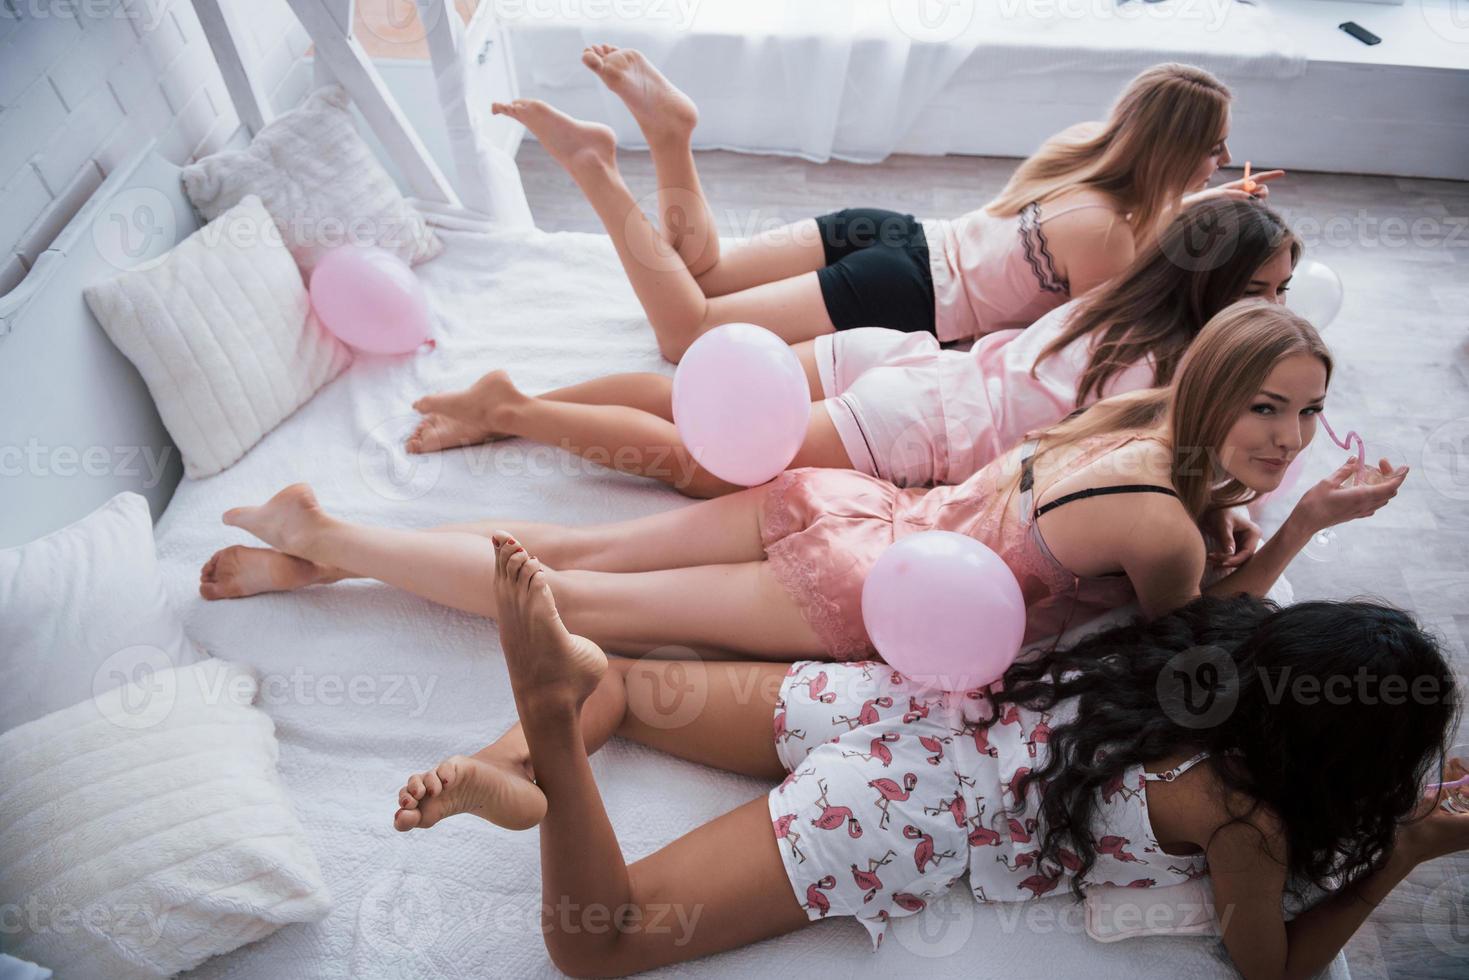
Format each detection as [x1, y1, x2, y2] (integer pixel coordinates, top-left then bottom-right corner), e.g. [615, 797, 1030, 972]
[924, 201, 1123, 343]
[760, 431, 1172, 660]
[939, 299, 1158, 483]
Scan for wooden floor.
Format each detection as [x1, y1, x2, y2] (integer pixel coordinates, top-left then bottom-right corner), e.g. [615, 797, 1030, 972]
[517, 141, 1469, 978]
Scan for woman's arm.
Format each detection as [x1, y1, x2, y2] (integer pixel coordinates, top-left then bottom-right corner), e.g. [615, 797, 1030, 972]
[1206, 457, 1408, 599]
[1206, 812, 1422, 980]
[1117, 501, 1210, 619]
[1274, 848, 1417, 980]
[1203, 510, 1312, 599]
[1182, 169, 1286, 208]
[1239, 792, 1469, 980]
[1201, 506, 1262, 569]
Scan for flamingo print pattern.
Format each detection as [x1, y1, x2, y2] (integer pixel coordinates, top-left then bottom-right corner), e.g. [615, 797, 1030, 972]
[767, 661, 1210, 951]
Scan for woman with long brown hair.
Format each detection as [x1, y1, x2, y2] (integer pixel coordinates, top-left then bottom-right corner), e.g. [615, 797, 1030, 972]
[406, 197, 1298, 503]
[471, 49, 1280, 364]
[202, 303, 1402, 663]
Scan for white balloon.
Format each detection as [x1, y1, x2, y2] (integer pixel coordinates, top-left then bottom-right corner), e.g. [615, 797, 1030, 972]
[1286, 259, 1344, 330]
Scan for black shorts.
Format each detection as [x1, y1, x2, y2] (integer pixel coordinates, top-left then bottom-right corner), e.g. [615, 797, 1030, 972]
[814, 208, 936, 335]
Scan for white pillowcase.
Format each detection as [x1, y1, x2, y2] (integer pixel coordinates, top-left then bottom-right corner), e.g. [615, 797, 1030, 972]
[0, 492, 202, 731]
[83, 195, 351, 478]
[181, 85, 443, 273]
[1085, 879, 1219, 942]
[0, 658, 331, 980]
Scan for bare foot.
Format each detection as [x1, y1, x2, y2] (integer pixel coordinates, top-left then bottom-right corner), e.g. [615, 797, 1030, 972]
[405, 413, 509, 455]
[393, 751, 547, 832]
[581, 44, 698, 147]
[490, 99, 616, 181]
[221, 483, 328, 558]
[199, 545, 336, 600]
[492, 534, 607, 709]
[408, 369, 525, 454]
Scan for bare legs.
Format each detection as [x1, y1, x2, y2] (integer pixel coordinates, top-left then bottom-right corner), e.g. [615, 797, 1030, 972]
[403, 367, 854, 498]
[493, 47, 835, 361]
[407, 332, 825, 452]
[393, 647, 792, 832]
[579, 43, 718, 278]
[200, 482, 829, 659]
[579, 44, 833, 302]
[403, 540, 809, 974]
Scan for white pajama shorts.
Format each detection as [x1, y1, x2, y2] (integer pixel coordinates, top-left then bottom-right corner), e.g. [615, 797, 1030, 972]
[766, 660, 977, 950]
[814, 329, 950, 488]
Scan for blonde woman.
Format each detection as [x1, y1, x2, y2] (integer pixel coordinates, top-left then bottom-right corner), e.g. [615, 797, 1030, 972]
[408, 199, 1298, 518]
[203, 304, 1402, 663]
[473, 48, 1281, 367]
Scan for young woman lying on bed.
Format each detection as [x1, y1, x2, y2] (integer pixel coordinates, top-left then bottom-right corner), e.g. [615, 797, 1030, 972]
[394, 544, 1467, 979]
[475, 47, 1280, 362]
[407, 199, 1297, 515]
[202, 303, 1406, 662]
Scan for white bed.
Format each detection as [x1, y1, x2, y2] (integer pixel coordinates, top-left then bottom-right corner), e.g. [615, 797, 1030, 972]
[0, 147, 1337, 980]
[0, 7, 1350, 978]
[152, 208, 1328, 980]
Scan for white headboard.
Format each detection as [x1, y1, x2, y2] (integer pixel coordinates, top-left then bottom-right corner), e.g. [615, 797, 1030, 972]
[0, 143, 197, 548]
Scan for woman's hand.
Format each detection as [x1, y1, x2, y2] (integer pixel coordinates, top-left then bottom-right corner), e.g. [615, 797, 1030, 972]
[1399, 756, 1469, 865]
[1203, 507, 1262, 568]
[1288, 456, 1408, 535]
[1183, 169, 1285, 206]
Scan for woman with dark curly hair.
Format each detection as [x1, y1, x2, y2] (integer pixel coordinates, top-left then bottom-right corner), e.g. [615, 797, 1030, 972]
[391, 554, 1466, 979]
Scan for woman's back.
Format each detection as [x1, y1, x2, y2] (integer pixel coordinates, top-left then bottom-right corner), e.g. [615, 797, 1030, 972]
[938, 300, 1159, 482]
[893, 427, 1185, 641]
[775, 660, 1211, 920]
[962, 681, 1211, 900]
[924, 188, 1131, 342]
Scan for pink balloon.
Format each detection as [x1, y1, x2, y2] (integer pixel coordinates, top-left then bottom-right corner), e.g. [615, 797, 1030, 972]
[861, 531, 1026, 692]
[309, 246, 432, 354]
[672, 323, 811, 486]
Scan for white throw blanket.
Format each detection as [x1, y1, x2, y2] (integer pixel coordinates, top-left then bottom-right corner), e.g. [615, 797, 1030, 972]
[155, 220, 1339, 979]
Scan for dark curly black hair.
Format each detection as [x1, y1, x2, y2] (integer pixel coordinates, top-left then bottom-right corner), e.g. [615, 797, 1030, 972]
[987, 593, 1459, 900]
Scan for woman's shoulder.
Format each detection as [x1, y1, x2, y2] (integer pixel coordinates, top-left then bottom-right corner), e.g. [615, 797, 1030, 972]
[1066, 428, 1175, 481]
[1029, 431, 1182, 514]
[1040, 185, 1127, 220]
[1149, 757, 1286, 860]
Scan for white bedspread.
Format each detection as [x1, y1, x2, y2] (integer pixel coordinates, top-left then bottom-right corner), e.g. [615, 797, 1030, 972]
[165, 219, 1342, 979]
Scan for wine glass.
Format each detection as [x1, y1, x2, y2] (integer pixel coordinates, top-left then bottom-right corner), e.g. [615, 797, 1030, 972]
[1300, 419, 1403, 563]
[1434, 743, 1469, 814]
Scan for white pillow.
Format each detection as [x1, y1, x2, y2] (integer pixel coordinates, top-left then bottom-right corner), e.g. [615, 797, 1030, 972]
[0, 954, 53, 979]
[0, 492, 202, 731]
[181, 85, 443, 273]
[1085, 879, 1219, 942]
[1085, 872, 1334, 942]
[83, 195, 351, 478]
[0, 658, 331, 979]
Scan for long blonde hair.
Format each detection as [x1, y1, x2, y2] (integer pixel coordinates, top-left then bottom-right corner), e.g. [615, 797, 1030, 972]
[986, 63, 1232, 246]
[1024, 301, 1331, 521]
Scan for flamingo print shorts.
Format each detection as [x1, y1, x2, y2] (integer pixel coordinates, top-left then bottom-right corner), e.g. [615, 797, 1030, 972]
[766, 660, 976, 949]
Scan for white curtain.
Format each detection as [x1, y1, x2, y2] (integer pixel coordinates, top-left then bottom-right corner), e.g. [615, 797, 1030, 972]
[506, 0, 986, 163]
[503, 0, 1304, 164]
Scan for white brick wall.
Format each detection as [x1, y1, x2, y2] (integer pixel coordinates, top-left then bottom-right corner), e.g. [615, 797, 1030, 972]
[0, 0, 314, 295]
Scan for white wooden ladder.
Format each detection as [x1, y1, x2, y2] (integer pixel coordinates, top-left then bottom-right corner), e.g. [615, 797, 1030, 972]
[192, 0, 518, 217]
